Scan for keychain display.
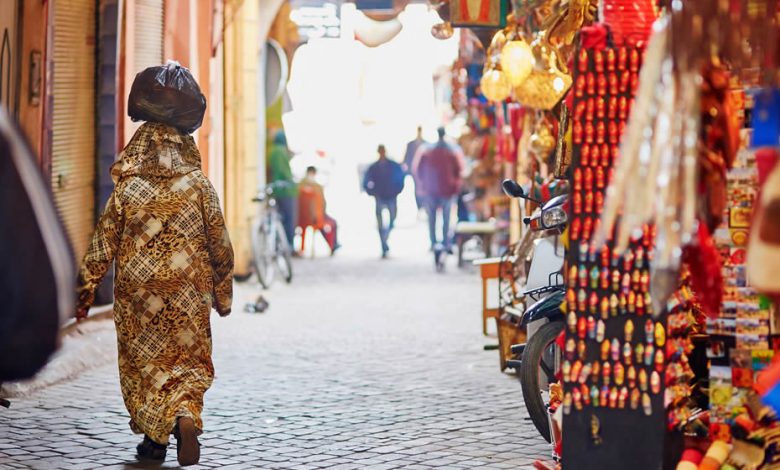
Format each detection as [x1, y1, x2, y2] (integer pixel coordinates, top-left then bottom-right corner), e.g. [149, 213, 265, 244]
[562, 42, 667, 419]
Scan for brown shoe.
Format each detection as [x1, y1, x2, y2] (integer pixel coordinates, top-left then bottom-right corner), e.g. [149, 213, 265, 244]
[174, 417, 200, 466]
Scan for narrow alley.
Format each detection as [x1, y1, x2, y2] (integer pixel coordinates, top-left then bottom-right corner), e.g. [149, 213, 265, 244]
[0, 223, 547, 469]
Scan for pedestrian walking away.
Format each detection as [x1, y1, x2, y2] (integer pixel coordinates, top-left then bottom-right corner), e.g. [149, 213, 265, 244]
[403, 125, 428, 211]
[75, 120, 234, 466]
[268, 131, 299, 250]
[416, 127, 464, 253]
[363, 144, 405, 258]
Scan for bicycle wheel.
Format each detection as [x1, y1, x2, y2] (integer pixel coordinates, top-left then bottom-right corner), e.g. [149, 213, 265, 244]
[251, 221, 274, 289]
[275, 224, 293, 283]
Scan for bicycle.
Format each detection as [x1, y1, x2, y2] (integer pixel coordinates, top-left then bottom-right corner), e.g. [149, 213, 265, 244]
[242, 182, 293, 289]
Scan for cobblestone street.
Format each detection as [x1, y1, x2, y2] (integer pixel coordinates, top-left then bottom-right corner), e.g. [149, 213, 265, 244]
[0, 221, 548, 469]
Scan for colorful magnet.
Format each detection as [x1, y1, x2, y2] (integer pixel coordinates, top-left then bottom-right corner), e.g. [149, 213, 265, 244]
[579, 242, 589, 263]
[562, 360, 572, 382]
[579, 363, 592, 384]
[655, 323, 666, 347]
[609, 387, 618, 408]
[583, 295, 596, 318]
[591, 360, 601, 382]
[600, 268, 610, 290]
[578, 339, 587, 361]
[627, 366, 637, 388]
[644, 344, 654, 367]
[642, 392, 652, 416]
[602, 361, 612, 386]
[571, 360, 583, 384]
[610, 294, 619, 316]
[591, 385, 600, 407]
[630, 388, 641, 410]
[651, 371, 661, 394]
[623, 251, 634, 271]
[623, 342, 632, 365]
[619, 294, 628, 315]
[567, 289, 576, 311]
[563, 392, 572, 415]
[655, 349, 664, 372]
[622, 273, 631, 295]
[635, 343, 644, 364]
[627, 291, 636, 314]
[640, 270, 649, 293]
[581, 383, 591, 405]
[596, 319, 606, 343]
[638, 368, 648, 392]
[632, 269, 641, 290]
[565, 338, 576, 361]
[600, 296, 610, 320]
[614, 362, 625, 386]
[578, 264, 588, 288]
[612, 269, 621, 292]
[568, 265, 578, 287]
[601, 340, 610, 361]
[635, 247, 645, 268]
[618, 387, 628, 409]
[600, 386, 609, 407]
[624, 320, 634, 342]
[645, 320, 654, 343]
[587, 316, 596, 340]
[589, 266, 599, 289]
[578, 289, 587, 312]
[577, 316, 587, 339]
[611, 338, 620, 362]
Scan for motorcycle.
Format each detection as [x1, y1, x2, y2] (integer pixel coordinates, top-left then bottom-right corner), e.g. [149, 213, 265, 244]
[501, 179, 567, 443]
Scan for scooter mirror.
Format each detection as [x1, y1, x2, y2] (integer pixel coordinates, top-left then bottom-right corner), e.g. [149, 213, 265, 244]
[502, 179, 526, 198]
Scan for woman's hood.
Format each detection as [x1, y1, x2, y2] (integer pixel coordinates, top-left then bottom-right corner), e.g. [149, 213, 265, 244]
[110, 122, 201, 182]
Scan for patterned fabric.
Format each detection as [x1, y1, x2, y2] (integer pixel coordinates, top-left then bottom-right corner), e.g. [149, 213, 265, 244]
[77, 122, 234, 444]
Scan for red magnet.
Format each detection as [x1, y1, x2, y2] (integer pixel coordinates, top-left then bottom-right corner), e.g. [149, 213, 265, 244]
[575, 100, 586, 120]
[573, 192, 582, 214]
[570, 218, 581, 240]
[573, 386, 583, 411]
[601, 246, 610, 267]
[582, 217, 593, 241]
[618, 121, 625, 139]
[578, 339, 587, 360]
[644, 344, 654, 366]
[585, 121, 594, 144]
[575, 74, 586, 98]
[629, 48, 640, 72]
[596, 97, 606, 119]
[594, 49, 604, 73]
[606, 48, 616, 71]
[578, 48, 589, 72]
[630, 388, 641, 410]
[573, 168, 583, 191]
[619, 96, 628, 120]
[596, 121, 606, 144]
[623, 251, 634, 271]
[597, 74, 607, 96]
[586, 97, 595, 121]
[593, 219, 601, 242]
[611, 146, 620, 165]
[590, 145, 600, 168]
[584, 167, 594, 191]
[632, 269, 641, 290]
[631, 72, 639, 93]
[602, 361, 611, 385]
[600, 144, 610, 166]
[618, 47, 628, 71]
[585, 191, 594, 214]
[595, 192, 604, 214]
[620, 71, 630, 93]
[608, 96, 618, 119]
[608, 73, 618, 95]
[635, 247, 645, 268]
[582, 384, 591, 405]
[600, 268, 609, 290]
[580, 144, 590, 166]
[577, 316, 587, 339]
[591, 361, 600, 382]
[627, 291, 637, 314]
[608, 121, 619, 144]
[587, 72, 595, 95]
[654, 349, 664, 372]
[573, 120, 583, 144]
[589, 292, 599, 314]
[640, 270, 649, 293]
[596, 166, 605, 189]
[567, 288, 576, 309]
[636, 291, 645, 315]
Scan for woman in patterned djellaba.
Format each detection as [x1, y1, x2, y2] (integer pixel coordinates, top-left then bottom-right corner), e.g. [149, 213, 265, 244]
[75, 63, 234, 467]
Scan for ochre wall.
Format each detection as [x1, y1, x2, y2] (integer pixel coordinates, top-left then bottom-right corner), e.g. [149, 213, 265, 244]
[18, 0, 48, 162]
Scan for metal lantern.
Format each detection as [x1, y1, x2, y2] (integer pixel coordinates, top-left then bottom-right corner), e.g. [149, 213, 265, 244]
[480, 69, 512, 103]
[500, 39, 534, 87]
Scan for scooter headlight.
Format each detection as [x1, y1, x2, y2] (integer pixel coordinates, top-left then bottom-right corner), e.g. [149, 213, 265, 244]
[542, 206, 567, 229]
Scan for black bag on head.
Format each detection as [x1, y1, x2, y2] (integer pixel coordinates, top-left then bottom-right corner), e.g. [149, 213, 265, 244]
[128, 61, 206, 134]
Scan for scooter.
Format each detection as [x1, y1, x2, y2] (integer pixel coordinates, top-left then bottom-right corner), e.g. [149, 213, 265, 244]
[501, 179, 567, 443]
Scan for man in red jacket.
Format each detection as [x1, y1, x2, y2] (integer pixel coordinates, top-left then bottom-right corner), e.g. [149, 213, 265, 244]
[415, 127, 463, 253]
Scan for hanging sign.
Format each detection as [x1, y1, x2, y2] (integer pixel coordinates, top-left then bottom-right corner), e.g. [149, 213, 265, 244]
[449, 0, 509, 28]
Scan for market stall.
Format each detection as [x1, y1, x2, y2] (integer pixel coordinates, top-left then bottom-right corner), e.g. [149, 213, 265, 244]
[446, 0, 780, 468]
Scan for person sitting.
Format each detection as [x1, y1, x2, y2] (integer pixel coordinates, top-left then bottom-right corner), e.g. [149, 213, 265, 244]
[298, 166, 339, 255]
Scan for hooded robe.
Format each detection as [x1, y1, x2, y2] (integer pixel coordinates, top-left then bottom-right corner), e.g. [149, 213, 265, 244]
[76, 122, 234, 444]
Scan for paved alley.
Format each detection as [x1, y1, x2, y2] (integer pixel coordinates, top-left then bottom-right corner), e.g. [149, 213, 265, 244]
[0, 222, 548, 469]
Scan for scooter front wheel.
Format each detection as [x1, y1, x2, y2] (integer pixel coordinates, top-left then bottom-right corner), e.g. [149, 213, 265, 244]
[519, 320, 563, 443]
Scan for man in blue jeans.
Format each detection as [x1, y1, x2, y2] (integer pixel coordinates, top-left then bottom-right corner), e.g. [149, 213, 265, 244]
[415, 128, 463, 253]
[363, 145, 405, 258]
